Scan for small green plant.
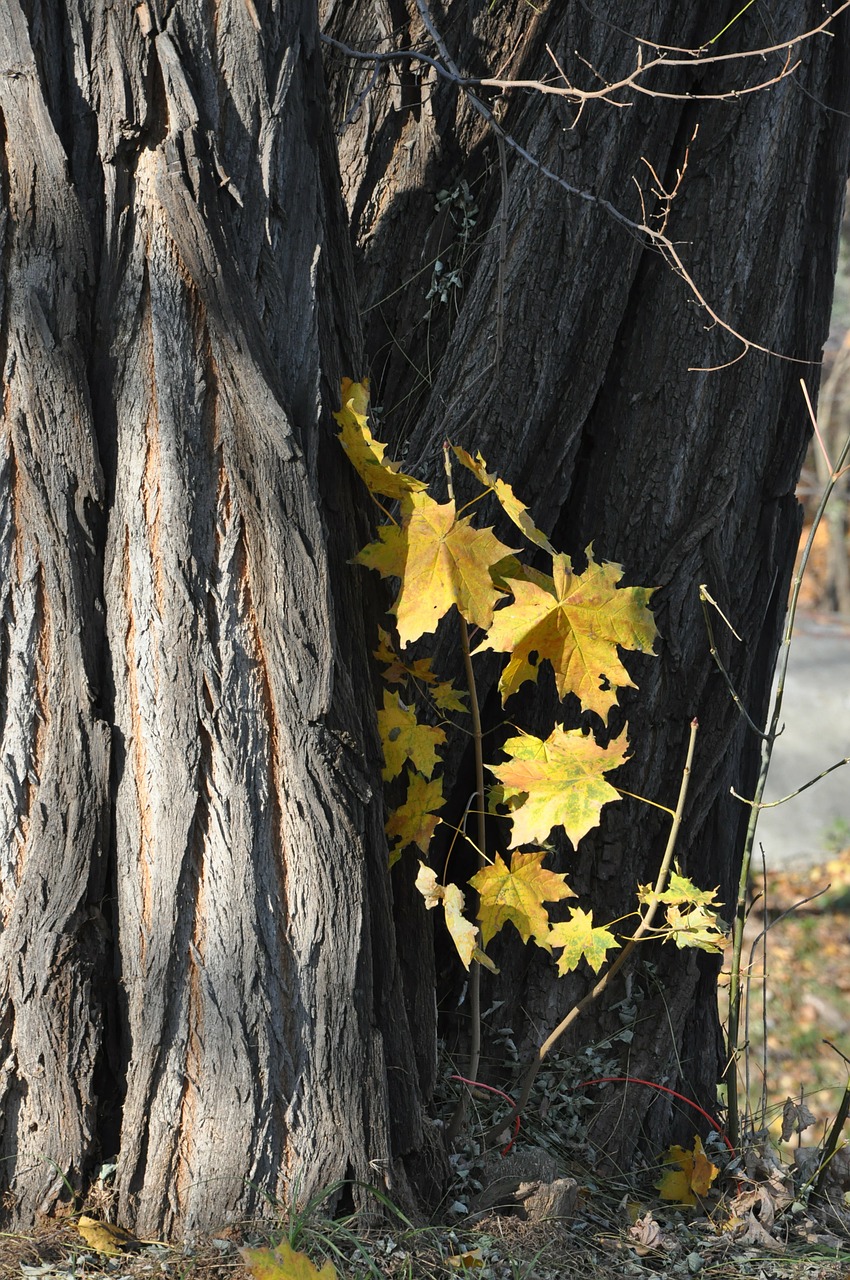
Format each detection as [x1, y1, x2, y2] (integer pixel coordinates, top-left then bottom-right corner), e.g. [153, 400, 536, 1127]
[336, 378, 726, 1137]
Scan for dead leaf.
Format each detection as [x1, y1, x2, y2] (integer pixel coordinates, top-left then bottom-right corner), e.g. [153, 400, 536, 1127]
[242, 1240, 338, 1279]
[656, 1137, 719, 1205]
[75, 1216, 143, 1256]
[781, 1096, 816, 1141]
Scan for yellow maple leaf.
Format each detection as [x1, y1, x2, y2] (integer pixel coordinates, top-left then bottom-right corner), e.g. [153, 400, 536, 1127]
[479, 550, 657, 721]
[414, 864, 497, 972]
[548, 906, 620, 974]
[241, 1240, 337, 1280]
[489, 725, 628, 849]
[334, 378, 426, 501]
[356, 491, 516, 645]
[386, 769, 445, 861]
[469, 849, 575, 949]
[656, 1136, 719, 1205]
[452, 445, 555, 553]
[373, 628, 467, 711]
[377, 689, 445, 782]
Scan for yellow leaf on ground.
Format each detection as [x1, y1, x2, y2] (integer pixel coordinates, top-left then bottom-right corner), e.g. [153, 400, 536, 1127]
[452, 445, 556, 553]
[386, 769, 445, 861]
[469, 849, 575, 949]
[334, 378, 426, 501]
[549, 906, 620, 974]
[242, 1240, 338, 1280]
[377, 689, 445, 782]
[356, 491, 516, 644]
[489, 725, 628, 849]
[480, 550, 657, 721]
[75, 1217, 143, 1256]
[656, 1136, 719, 1205]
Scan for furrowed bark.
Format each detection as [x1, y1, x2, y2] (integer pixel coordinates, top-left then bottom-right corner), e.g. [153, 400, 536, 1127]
[0, 0, 427, 1237]
[322, 0, 850, 1159]
[0, 0, 110, 1217]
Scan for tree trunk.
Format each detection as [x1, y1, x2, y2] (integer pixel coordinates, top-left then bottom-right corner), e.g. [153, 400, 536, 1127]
[322, 0, 850, 1160]
[0, 0, 429, 1238]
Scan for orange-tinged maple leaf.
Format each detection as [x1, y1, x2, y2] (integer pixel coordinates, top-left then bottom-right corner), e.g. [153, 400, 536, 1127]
[386, 769, 445, 861]
[656, 1137, 719, 1205]
[377, 689, 445, 781]
[489, 725, 628, 849]
[241, 1240, 337, 1280]
[549, 906, 620, 974]
[452, 445, 556, 554]
[334, 378, 426, 501]
[356, 491, 516, 645]
[469, 849, 575, 949]
[479, 550, 657, 721]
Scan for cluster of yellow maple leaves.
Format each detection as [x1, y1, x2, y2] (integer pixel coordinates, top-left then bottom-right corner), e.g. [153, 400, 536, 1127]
[335, 378, 726, 976]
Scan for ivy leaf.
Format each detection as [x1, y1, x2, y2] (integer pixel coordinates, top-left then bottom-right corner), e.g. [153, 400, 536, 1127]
[638, 869, 721, 908]
[489, 725, 628, 849]
[479, 550, 657, 721]
[469, 849, 575, 949]
[356, 491, 516, 645]
[386, 769, 445, 862]
[452, 445, 555, 553]
[656, 1137, 719, 1205]
[377, 689, 445, 781]
[334, 378, 426, 500]
[549, 906, 620, 975]
[241, 1240, 337, 1280]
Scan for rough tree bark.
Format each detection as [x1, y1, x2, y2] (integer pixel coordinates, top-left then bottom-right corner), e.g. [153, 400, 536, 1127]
[321, 0, 850, 1160]
[0, 0, 428, 1239]
[0, 0, 848, 1242]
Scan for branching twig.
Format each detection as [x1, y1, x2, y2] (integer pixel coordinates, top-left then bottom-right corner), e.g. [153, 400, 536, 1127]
[482, 718, 699, 1146]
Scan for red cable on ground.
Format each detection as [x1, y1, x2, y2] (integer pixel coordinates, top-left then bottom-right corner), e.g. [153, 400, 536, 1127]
[450, 1075, 521, 1155]
[575, 1075, 735, 1155]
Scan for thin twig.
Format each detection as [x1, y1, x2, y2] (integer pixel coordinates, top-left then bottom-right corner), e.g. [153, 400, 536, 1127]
[482, 718, 699, 1146]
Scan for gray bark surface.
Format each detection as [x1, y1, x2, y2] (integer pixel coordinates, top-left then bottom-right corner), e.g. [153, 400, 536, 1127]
[322, 0, 850, 1159]
[0, 0, 425, 1237]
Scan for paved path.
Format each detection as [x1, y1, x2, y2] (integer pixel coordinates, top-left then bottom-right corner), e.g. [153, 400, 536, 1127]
[755, 614, 850, 868]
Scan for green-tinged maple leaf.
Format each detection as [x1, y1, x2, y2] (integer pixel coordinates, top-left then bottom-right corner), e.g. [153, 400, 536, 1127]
[469, 849, 575, 949]
[549, 906, 620, 974]
[453, 445, 556, 553]
[373, 628, 467, 711]
[356, 491, 516, 645]
[479, 549, 657, 721]
[334, 378, 426, 501]
[489, 725, 628, 849]
[663, 902, 728, 953]
[414, 864, 498, 972]
[241, 1240, 337, 1280]
[637, 868, 722, 908]
[377, 689, 445, 782]
[386, 769, 445, 862]
[656, 1137, 719, 1205]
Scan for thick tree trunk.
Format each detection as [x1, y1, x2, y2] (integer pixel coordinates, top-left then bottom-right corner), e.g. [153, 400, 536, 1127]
[322, 0, 850, 1160]
[0, 0, 428, 1238]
